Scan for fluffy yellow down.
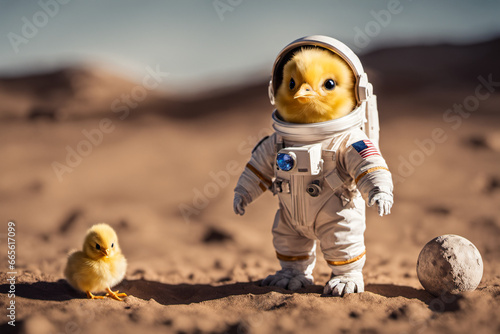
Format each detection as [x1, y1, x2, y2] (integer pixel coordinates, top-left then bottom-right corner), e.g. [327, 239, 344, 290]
[275, 48, 356, 124]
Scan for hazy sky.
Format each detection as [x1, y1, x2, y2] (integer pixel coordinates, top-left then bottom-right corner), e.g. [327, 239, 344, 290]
[1, 0, 499, 93]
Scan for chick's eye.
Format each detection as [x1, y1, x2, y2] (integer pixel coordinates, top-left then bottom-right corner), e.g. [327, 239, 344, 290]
[96, 243, 100, 250]
[111, 243, 114, 248]
[289, 78, 295, 90]
[324, 79, 336, 90]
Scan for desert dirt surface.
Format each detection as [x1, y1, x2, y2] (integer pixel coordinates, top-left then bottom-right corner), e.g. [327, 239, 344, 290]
[1, 39, 500, 334]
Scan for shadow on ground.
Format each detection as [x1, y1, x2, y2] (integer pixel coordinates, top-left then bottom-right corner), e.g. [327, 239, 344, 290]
[0, 280, 461, 311]
[366, 283, 463, 312]
[366, 283, 431, 300]
[0, 279, 319, 305]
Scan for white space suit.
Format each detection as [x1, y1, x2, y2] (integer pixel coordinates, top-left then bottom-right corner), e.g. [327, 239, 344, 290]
[234, 36, 394, 296]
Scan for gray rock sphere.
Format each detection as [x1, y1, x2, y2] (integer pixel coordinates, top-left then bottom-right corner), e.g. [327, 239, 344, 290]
[417, 234, 483, 297]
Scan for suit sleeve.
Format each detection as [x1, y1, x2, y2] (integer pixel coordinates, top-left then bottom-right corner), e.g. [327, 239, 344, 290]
[338, 130, 393, 202]
[234, 134, 276, 204]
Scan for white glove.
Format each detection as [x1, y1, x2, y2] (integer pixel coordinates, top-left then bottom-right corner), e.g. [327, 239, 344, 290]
[261, 268, 314, 291]
[323, 272, 364, 296]
[233, 193, 247, 216]
[368, 192, 393, 216]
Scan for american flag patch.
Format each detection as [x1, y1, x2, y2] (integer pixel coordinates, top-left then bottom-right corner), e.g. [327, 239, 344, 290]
[352, 140, 380, 158]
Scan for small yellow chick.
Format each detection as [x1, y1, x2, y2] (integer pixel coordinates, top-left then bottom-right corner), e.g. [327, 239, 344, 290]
[64, 223, 127, 301]
[275, 47, 356, 123]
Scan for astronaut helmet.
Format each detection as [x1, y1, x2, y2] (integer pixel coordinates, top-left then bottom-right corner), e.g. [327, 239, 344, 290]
[268, 35, 372, 108]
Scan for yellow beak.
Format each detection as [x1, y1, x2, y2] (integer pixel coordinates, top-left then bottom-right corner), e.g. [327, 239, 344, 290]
[294, 83, 318, 102]
[101, 249, 110, 257]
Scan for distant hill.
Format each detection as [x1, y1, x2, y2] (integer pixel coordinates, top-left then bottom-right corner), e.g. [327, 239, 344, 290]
[360, 37, 500, 94]
[0, 37, 498, 121]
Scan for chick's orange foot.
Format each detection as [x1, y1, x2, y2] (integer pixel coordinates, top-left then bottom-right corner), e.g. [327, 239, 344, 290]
[86, 291, 105, 299]
[105, 287, 127, 301]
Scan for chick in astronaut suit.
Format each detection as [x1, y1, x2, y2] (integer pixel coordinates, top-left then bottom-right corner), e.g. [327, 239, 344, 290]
[233, 36, 394, 297]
